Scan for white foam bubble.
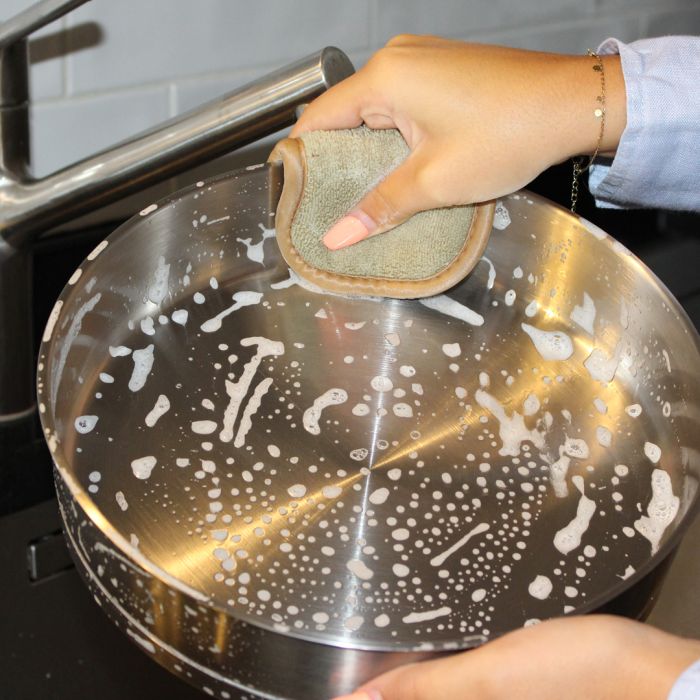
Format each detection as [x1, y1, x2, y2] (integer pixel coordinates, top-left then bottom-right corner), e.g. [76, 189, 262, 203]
[109, 345, 131, 357]
[634, 469, 679, 554]
[131, 456, 157, 480]
[584, 343, 621, 384]
[374, 614, 390, 628]
[267, 444, 280, 458]
[371, 376, 393, 392]
[145, 394, 170, 427]
[393, 563, 410, 577]
[481, 256, 496, 289]
[115, 491, 128, 511]
[528, 575, 553, 600]
[201, 291, 264, 333]
[140, 317, 155, 336]
[392, 403, 413, 418]
[523, 393, 540, 416]
[369, 487, 389, 505]
[596, 426, 612, 448]
[471, 588, 487, 603]
[322, 485, 342, 499]
[553, 485, 596, 554]
[303, 388, 348, 435]
[644, 441, 662, 463]
[171, 309, 188, 325]
[236, 223, 275, 264]
[570, 292, 596, 335]
[287, 484, 306, 499]
[525, 300, 539, 318]
[493, 201, 511, 230]
[430, 523, 489, 567]
[219, 337, 284, 444]
[74, 415, 98, 434]
[442, 343, 461, 358]
[192, 420, 217, 435]
[347, 559, 373, 580]
[475, 389, 545, 457]
[521, 323, 573, 361]
[402, 607, 452, 624]
[420, 295, 484, 327]
[87, 240, 109, 260]
[147, 256, 170, 306]
[128, 344, 155, 392]
[42, 300, 63, 342]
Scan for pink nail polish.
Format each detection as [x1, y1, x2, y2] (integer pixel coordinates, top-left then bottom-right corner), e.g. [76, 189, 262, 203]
[322, 215, 370, 250]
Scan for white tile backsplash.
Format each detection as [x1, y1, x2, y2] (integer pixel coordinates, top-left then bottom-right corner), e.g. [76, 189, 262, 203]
[65, 0, 371, 95]
[3, 0, 693, 220]
[481, 15, 643, 54]
[173, 69, 277, 115]
[642, 7, 700, 38]
[375, 0, 597, 45]
[30, 86, 169, 176]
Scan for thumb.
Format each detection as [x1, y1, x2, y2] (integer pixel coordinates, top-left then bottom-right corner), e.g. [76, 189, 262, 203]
[328, 661, 427, 700]
[322, 150, 434, 251]
[329, 645, 490, 700]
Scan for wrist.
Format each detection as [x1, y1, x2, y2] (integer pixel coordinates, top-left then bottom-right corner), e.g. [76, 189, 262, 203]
[549, 52, 626, 162]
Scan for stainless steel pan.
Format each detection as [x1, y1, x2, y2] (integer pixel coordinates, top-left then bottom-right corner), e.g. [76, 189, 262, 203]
[37, 165, 700, 699]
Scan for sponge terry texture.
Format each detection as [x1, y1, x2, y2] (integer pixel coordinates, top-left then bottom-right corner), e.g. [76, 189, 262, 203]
[291, 127, 475, 281]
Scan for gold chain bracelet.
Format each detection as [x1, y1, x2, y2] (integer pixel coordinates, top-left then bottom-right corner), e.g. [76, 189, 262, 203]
[571, 49, 606, 212]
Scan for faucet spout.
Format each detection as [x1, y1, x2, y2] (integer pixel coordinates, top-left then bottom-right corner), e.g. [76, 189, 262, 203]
[0, 47, 353, 248]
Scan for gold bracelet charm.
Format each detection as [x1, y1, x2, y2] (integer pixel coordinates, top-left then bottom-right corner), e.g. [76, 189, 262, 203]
[571, 49, 607, 212]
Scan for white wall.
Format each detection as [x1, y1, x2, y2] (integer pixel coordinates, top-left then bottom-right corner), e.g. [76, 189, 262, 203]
[3, 0, 699, 220]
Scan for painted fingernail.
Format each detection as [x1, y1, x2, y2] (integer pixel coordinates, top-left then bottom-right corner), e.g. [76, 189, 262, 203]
[322, 215, 370, 250]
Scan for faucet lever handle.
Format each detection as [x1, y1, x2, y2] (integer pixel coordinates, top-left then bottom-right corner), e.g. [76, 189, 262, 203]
[0, 0, 91, 49]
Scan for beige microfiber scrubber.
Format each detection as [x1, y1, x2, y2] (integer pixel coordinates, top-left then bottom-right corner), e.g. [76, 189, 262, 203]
[268, 127, 494, 299]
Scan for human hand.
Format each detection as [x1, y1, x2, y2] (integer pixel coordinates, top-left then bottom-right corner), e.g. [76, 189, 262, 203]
[330, 615, 700, 700]
[291, 35, 626, 250]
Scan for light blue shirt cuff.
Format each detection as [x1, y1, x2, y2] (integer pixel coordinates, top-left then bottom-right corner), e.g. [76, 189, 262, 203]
[589, 36, 700, 212]
[668, 659, 700, 700]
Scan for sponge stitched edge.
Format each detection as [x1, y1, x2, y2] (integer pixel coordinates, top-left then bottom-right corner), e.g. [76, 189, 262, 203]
[268, 136, 495, 300]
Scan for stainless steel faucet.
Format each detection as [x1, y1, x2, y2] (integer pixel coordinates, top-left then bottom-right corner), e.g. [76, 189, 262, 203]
[0, 0, 353, 420]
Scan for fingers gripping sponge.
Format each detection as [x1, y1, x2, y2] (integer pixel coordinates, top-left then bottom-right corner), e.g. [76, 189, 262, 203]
[268, 127, 494, 299]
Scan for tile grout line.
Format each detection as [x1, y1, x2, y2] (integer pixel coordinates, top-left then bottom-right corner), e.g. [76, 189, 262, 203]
[168, 83, 178, 119]
[35, 4, 700, 107]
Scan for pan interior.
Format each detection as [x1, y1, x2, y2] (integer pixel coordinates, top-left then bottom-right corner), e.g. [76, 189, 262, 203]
[38, 171, 700, 652]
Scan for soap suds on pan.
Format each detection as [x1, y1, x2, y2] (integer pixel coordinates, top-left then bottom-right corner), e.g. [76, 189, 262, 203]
[128, 345, 155, 392]
[419, 295, 484, 327]
[219, 337, 284, 444]
[48, 198, 690, 654]
[303, 388, 348, 435]
[634, 469, 679, 554]
[521, 323, 573, 361]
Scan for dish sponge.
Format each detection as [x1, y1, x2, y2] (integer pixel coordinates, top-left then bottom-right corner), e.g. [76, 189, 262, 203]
[268, 127, 494, 299]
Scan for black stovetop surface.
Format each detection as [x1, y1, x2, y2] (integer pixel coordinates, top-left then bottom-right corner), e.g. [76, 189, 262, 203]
[2, 165, 698, 699]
